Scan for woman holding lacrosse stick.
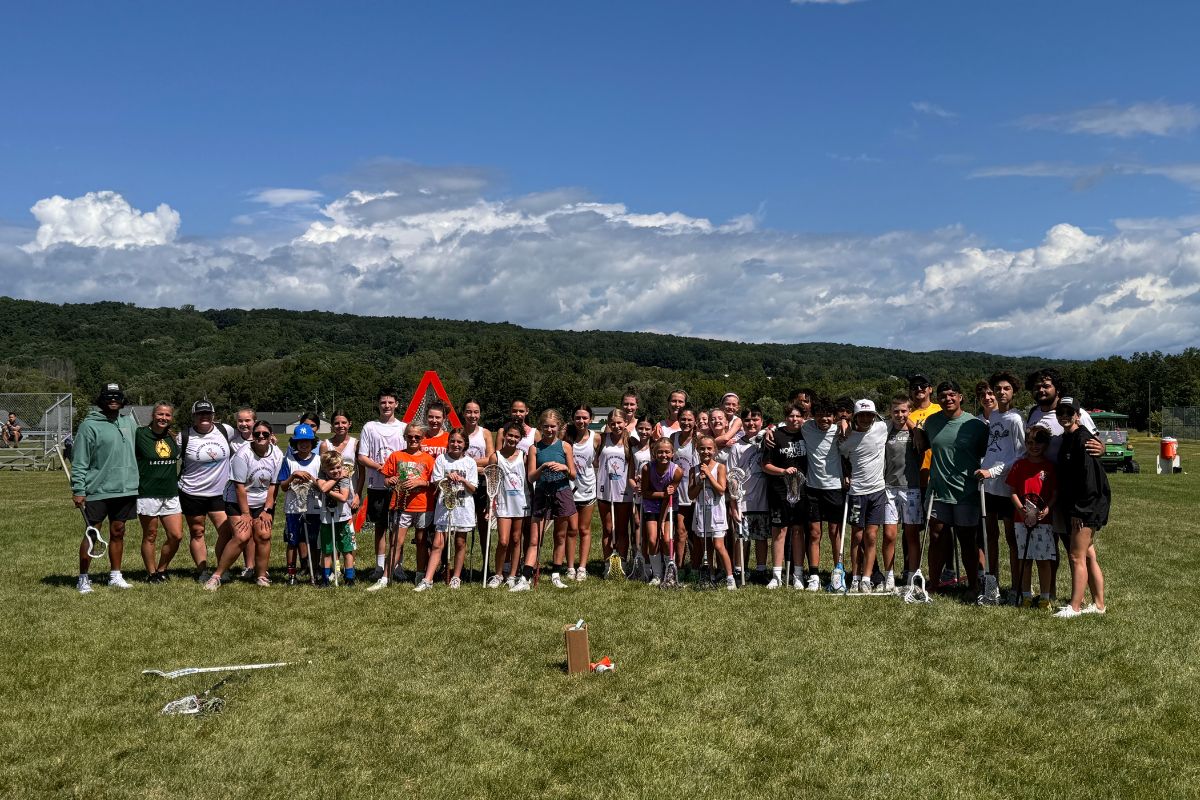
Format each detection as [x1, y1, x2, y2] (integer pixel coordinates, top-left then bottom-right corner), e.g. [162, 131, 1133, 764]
[204, 420, 283, 590]
[371, 425, 434, 590]
[462, 400, 495, 584]
[669, 407, 699, 576]
[596, 412, 634, 579]
[628, 416, 655, 579]
[418, 429, 478, 591]
[689, 435, 735, 590]
[565, 404, 600, 582]
[641, 437, 683, 586]
[490, 422, 531, 590]
[517, 410, 576, 591]
[315, 450, 355, 586]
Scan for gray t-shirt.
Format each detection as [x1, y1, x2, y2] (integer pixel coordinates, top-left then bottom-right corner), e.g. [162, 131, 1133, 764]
[884, 422, 922, 489]
[839, 419, 887, 495]
[801, 420, 842, 490]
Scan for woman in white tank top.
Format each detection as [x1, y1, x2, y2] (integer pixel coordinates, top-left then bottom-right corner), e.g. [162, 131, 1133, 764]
[670, 408, 699, 571]
[629, 416, 655, 577]
[461, 399, 494, 583]
[564, 405, 600, 581]
[596, 413, 635, 577]
[323, 411, 359, 507]
[485, 422, 531, 588]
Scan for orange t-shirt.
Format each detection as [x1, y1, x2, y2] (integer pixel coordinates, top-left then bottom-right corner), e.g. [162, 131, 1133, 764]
[381, 450, 435, 512]
[421, 431, 448, 459]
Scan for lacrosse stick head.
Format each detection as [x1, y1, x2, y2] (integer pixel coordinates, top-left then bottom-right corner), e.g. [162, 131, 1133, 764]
[661, 561, 680, 590]
[785, 472, 803, 505]
[438, 477, 459, 509]
[291, 480, 311, 506]
[342, 460, 356, 480]
[84, 525, 108, 559]
[1022, 493, 1045, 528]
[978, 574, 1002, 606]
[902, 571, 932, 604]
[608, 551, 626, 581]
[727, 467, 747, 502]
[484, 464, 501, 499]
[827, 566, 848, 594]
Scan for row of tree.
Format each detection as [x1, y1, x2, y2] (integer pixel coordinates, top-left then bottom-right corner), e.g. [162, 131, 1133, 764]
[2, 297, 1196, 431]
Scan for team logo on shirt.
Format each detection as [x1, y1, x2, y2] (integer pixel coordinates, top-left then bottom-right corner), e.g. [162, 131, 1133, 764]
[155, 439, 173, 459]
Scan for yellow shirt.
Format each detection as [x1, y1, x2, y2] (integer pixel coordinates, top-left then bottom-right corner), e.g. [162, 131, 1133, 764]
[909, 402, 942, 479]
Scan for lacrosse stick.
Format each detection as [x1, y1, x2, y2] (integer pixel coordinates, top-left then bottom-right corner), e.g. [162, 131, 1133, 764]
[727, 467, 748, 587]
[901, 489, 935, 604]
[77, 506, 108, 560]
[436, 477, 459, 584]
[289, 480, 317, 585]
[827, 494, 849, 594]
[143, 661, 297, 679]
[978, 481, 1000, 605]
[1013, 493, 1042, 605]
[161, 675, 232, 716]
[784, 471, 802, 581]
[661, 499, 680, 590]
[606, 457, 625, 580]
[483, 464, 501, 585]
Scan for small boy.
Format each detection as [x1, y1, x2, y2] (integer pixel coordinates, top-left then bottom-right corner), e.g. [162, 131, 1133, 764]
[369, 424, 434, 591]
[1005, 426, 1056, 609]
[315, 450, 355, 586]
[277, 424, 322, 585]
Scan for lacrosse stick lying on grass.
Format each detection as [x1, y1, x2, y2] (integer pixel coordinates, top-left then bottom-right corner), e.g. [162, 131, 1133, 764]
[143, 661, 299, 679]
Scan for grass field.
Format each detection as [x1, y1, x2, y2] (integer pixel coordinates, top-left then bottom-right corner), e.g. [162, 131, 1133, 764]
[2, 435, 1198, 799]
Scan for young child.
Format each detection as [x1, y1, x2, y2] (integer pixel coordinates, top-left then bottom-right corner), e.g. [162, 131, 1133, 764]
[696, 409, 712, 440]
[420, 428, 478, 591]
[802, 400, 846, 591]
[838, 399, 889, 593]
[490, 422, 530, 589]
[730, 406, 769, 583]
[689, 435, 735, 590]
[315, 450, 355, 586]
[713, 393, 744, 448]
[1006, 426, 1057, 609]
[277, 424, 322, 585]
[883, 395, 927, 586]
[630, 415, 654, 574]
[670, 408, 699, 574]
[565, 404, 599, 581]
[640, 437, 683, 585]
[371, 425, 434, 590]
[515, 410, 577, 591]
[596, 411, 633, 578]
[1052, 398, 1109, 618]
[762, 403, 809, 589]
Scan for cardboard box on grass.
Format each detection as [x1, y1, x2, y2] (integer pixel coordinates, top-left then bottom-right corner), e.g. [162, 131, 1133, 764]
[563, 622, 590, 674]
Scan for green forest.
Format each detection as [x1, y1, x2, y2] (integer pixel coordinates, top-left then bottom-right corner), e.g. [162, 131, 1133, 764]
[1, 296, 1196, 429]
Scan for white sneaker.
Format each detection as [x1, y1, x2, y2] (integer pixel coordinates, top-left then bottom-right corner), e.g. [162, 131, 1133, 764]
[806, 574, 821, 592]
[448, 577, 462, 589]
[575, 568, 587, 582]
[648, 577, 661, 586]
[551, 574, 569, 589]
[366, 576, 389, 592]
[414, 579, 433, 592]
[1052, 605, 1082, 619]
[509, 576, 531, 592]
[505, 576, 517, 589]
[850, 576, 861, 593]
[877, 574, 896, 594]
[726, 578, 737, 591]
[829, 570, 846, 593]
[858, 578, 873, 594]
[109, 572, 132, 590]
[486, 574, 505, 589]
[565, 567, 577, 580]
[766, 577, 781, 590]
[1082, 603, 1106, 615]
[77, 575, 93, 595]
[203, 575, 221, 592]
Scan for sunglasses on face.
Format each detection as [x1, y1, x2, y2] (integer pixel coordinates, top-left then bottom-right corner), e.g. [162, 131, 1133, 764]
[252, 431, 272, 439]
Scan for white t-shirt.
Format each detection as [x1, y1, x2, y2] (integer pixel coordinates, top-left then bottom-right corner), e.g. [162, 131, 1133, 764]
[838, 420, 887, 496]
[432, 454, 478, 530]
[225, 445, 284, 507]
[597, 435, 634, 503]
[801, 420, 842, 490]
[319, 476, 353, 523]
[729, 439, 767, 513]
[981, 409, 1026, 496]
[178, 427, 234, 497]
[359, 419, 407, 490]
[496, 450, 530, 518]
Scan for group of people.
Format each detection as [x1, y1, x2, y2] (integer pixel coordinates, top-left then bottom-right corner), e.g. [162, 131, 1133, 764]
[66, 369, 1111, 617]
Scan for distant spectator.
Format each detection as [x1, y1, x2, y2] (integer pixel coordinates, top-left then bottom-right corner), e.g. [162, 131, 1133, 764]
[1, 412, 22, 447]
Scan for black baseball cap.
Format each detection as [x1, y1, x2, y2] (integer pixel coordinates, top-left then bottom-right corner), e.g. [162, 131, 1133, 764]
[935, 379, 962, 395]
[191, 399, 215, 414]
[96, 383, 126, 405]
[1056, 397, 1080, 416]
[908, 374, 932, 389]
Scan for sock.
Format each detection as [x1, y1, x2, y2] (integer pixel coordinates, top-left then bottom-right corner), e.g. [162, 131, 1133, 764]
[1023, 591, 1034, 598]
[521, 565, 535, 580]
[772, 567, 783, 580]
[652, 554, 664, 578]
[503, 561, 511, 572]
[376, 554, 386, 568]
[1040, 592, 1050, 600]
[755, 565, 767, 573]
[886, 570, 894, 579]
[110, 570, 122, 579]
[792, 566, 803, 580]
[345, 567, 356, 581]
[323, 567, 332, 580]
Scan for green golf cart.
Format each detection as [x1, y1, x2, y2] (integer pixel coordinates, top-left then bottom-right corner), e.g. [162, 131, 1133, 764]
[1090, 411, 1139, 473]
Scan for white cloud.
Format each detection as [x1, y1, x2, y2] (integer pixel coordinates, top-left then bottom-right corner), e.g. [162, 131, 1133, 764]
[828, 152, 882, 163]
[911, 101, 957, 119]
[971, 161, 1200, 190]
[249, 188, 323, 207]
[8, 170, 1200, 359]
[1020, 101, 1200, 138]
[22, 191, 179, 252]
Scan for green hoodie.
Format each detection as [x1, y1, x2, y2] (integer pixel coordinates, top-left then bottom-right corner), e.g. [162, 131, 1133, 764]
[70, 407, 139, 500]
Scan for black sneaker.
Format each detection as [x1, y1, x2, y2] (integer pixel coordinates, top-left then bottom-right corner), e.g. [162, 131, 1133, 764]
[287, 574, 297, 586]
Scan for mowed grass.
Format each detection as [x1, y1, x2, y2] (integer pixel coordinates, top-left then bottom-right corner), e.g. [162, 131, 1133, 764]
[1, 435, 1198, 799]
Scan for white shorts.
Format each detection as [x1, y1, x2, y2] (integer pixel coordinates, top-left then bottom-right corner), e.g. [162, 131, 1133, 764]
[1015, 523, 1057, 562]
[137, 497, 182, 517]
[884, 487, 922, 526]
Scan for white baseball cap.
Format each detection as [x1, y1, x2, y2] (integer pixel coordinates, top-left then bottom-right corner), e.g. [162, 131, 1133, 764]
[853, 399, 876, 415]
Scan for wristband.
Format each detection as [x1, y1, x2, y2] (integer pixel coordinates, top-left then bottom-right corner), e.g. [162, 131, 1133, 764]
[264, 507, 275, 515]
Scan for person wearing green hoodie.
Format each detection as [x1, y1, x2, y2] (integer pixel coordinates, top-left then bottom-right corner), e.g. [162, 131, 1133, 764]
[70, 383, 140, 594]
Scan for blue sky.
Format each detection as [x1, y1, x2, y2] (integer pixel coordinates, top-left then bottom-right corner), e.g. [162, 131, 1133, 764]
[1, 0, 1198, 358]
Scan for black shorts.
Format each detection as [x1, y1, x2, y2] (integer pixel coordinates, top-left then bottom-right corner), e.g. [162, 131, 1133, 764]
[367, 488, 393, 531]
[224, 503, 266, 519]
[805, 487, 845, 524]
[768, 497, 807, 528]
[84, 495, 137, 525]
[474, 490, 488, 523]
[984, 492, 1013, 521]
[531, 484, 576, 521]
[180, 492, 224, 517]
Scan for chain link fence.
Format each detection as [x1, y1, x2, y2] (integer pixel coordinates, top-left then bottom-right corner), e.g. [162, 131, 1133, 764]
[0, 393, 74, 468]
[1162, 407, 1200, 441]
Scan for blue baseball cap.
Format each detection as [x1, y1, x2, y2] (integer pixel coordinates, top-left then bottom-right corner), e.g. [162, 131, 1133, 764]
[292, 423, 317, 441]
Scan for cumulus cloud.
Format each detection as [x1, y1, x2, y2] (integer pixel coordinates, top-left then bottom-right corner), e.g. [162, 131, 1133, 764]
[7, 167, 1200, 358]
[911, 101, 957, 119]
[22, 191, 179, 251]
[1020, 101, 1200, 138]
[249, 188, 323, 207]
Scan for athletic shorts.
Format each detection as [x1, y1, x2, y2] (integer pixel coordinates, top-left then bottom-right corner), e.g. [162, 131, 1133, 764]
[984, 492, 1013, 521]
[805, 487, 845, 524]
[390, 510, 430, 530]
[848, 490, 886, 527]
[284, 514, 321, 547]
[1015, 522, 1056, 562]
[137, 496, 182, 517]
[224, 503, 267, 519]
[319, 520, 356, 555]
[532, 485, 576, 521]
[768, 501, 806, 529]
[930, 501, 980, 528]
[180, 492, 224, 517]
[883, 487, 922, 526]
[742, 512, 770, 541]
[84, 495, 137, 525]
[367, 488, 392, 532]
